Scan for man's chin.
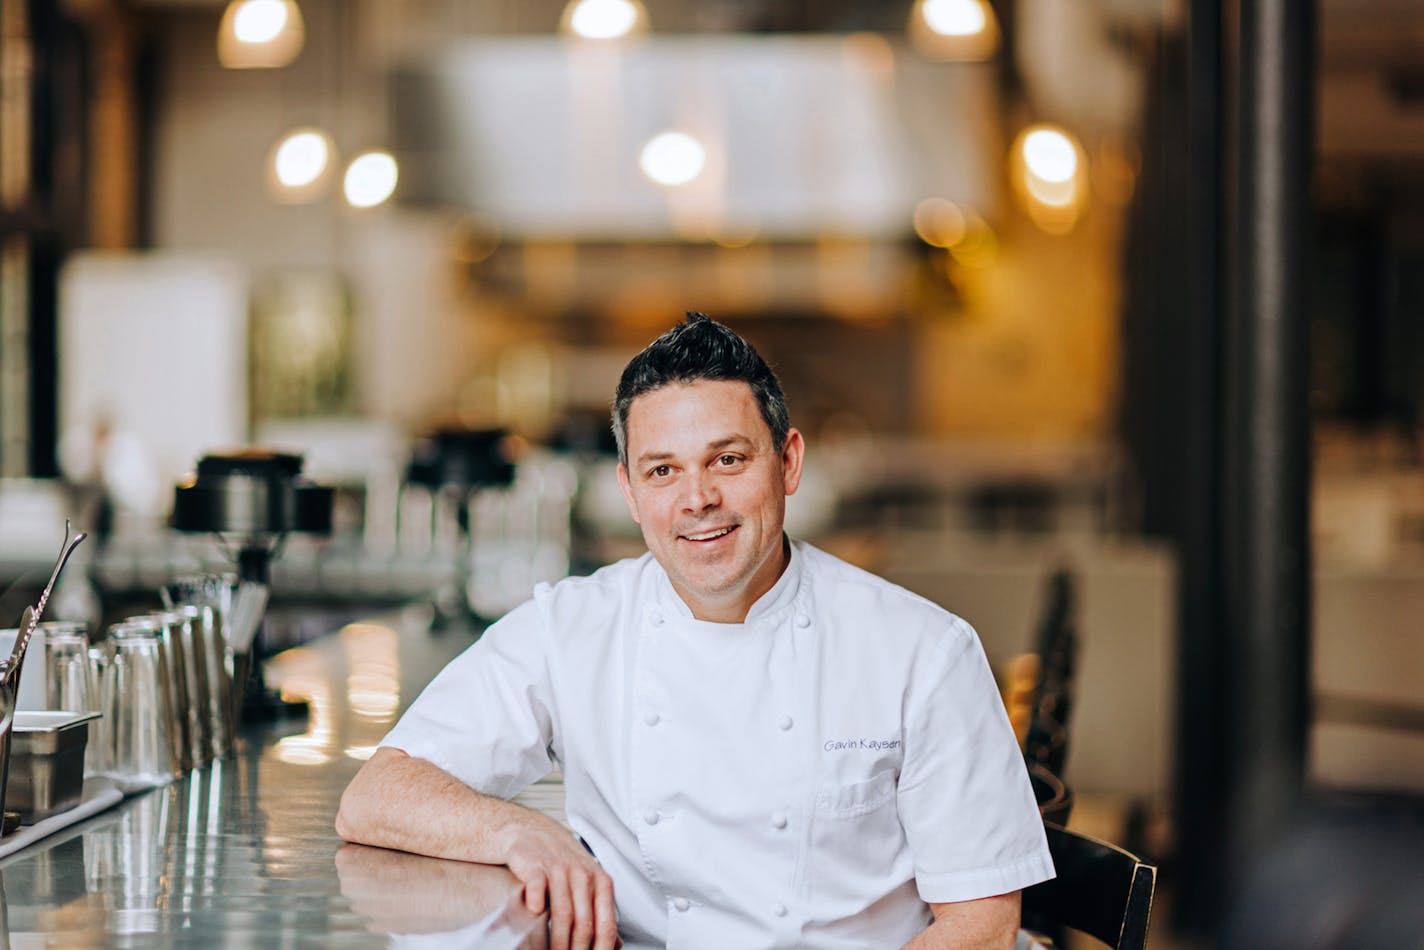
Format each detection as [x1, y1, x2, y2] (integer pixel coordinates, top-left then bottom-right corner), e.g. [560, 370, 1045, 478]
[669, 566, 745, 601]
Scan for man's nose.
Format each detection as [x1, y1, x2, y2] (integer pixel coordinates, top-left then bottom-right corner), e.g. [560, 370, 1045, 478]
[681, 469, 720, 511]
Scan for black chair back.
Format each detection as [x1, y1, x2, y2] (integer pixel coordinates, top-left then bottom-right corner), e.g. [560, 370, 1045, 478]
[1022, 822, 1156, 950]
[1023, 568, 1077, 775]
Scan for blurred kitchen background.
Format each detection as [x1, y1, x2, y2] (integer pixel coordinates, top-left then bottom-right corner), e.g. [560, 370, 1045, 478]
[1, 0, 1422, 944]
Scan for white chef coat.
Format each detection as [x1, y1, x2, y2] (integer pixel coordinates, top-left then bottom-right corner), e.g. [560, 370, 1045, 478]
[381, 540, 1055, 948]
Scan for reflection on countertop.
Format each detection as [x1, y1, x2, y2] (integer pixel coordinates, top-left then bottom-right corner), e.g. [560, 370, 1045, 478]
[0, 607, 557, 946]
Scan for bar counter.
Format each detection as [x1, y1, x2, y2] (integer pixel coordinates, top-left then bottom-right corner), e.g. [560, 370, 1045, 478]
[0, 607, 561, 947]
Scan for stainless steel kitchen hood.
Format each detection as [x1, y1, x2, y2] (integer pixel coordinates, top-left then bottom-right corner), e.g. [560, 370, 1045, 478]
[392, 36, 997, 241]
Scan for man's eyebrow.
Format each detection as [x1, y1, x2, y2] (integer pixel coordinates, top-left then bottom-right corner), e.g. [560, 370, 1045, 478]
[707, 435, 754, 451]
[632, 435, 756, 468]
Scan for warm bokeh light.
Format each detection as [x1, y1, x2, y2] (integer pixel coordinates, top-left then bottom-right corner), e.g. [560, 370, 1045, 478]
[233, 0, 287, 43]
[217, 0, 304, 69]
[267, 128, 334, 202]
[907, 0, 999, 61]
[274, 737, 331, 766]
[639, 132, 706, 186]
[1022, 129, 1079, 185]
[948, 211, 998, 267]
[913, 197, 969, 248]
[275, 132, 329, 188]
[341, 623, 401, 720]
[561, 0, 649, 40]
[343, 151, 399, 208]
[922, 0, 987, 36]
[1010, 123, 1090, 234]
[266, 647, 334, 767]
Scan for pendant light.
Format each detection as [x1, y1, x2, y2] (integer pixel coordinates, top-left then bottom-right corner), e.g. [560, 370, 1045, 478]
[907, 0, 1000, 62]
[559, 0, 650, 40]
[218, 0, 305, 69]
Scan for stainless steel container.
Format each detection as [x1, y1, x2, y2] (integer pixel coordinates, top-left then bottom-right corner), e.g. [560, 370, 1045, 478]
[9, 710, 99, 823]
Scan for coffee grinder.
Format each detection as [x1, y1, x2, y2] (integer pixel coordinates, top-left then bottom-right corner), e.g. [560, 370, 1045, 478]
[171, 451, 332, 718]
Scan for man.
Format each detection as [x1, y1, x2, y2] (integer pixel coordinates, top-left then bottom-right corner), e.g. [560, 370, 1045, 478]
[338, 314, 1054, 949]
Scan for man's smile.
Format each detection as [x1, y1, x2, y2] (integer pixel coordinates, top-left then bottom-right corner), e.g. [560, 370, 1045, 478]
[681, 524, 739, 543]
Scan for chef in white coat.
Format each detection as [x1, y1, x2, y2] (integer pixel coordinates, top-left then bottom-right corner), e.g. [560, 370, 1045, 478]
[337, 313, 1054, 950]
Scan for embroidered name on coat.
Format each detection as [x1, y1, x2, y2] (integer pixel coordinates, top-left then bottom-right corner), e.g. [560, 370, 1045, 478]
[823, 737, 901, 751]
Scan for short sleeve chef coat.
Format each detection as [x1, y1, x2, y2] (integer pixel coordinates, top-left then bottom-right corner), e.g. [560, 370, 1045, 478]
[380, 540, 1055, 949]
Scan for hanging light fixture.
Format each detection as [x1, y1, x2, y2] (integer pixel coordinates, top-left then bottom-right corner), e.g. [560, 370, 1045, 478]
[1009, 123, 1090, 234]
[266, 127, 335, 203]
[559, 0, 650, 40]
[218, 0, 305, 69]
[638, 132, 706, 187]
[907, 0, 1000, 62]
[343, 151, 400, 209]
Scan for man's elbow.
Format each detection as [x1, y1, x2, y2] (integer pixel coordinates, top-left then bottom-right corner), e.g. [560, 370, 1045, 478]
[335, 746, 404, 843]
[335, 778, 367, 842]
[334, 786, 361, 842]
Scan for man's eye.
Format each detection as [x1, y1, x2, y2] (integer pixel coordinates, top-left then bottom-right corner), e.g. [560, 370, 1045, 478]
[718, 455, 740, 466]
[650, 465, 671, 478]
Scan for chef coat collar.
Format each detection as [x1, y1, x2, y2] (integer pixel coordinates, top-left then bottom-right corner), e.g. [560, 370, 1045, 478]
[652, 534, 804, 626]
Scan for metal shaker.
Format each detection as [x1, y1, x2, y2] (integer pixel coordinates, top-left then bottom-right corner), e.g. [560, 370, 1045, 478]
[106, 621, 182, 786]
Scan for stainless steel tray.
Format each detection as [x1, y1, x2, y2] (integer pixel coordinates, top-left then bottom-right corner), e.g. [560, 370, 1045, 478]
[13, 710, 100, 753]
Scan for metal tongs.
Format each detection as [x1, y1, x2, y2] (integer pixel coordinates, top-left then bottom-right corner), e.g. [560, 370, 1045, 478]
[0, 522, 88, 738]
[0, 522, 87, 832]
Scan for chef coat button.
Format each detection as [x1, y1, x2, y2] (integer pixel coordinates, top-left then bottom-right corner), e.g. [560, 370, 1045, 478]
[777, 714, 793, 731]
[650, 612, 665, 626]
[642, 808, 660, 825]
[772, 903, 788, 918]
[674, 897, 690, 912]
[770, 812, 788, 829]
[644, 710, 660, 726]
[794, 614, 811, 628]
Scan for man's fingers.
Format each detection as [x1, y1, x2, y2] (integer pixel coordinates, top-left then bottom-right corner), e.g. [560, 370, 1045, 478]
[548, 865, 574, 950]
[568, 866, 595, 949]
[523, 868, 549, 914]
[592, 870, 619, 950]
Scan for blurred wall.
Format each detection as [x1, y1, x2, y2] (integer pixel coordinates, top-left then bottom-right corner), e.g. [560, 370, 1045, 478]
[146, 0, 1135, 446]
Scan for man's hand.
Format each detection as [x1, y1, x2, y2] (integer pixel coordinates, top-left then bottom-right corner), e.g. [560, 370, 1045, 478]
[499, 815, 619, 950]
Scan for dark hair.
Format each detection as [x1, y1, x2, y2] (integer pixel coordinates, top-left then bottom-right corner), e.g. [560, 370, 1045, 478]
[612, 312, 790, 467]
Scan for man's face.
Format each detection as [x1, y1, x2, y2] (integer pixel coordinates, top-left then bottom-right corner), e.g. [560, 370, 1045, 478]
[617, 379, 804, 623]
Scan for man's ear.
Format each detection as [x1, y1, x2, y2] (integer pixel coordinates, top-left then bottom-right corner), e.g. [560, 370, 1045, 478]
[780, 428, 805, 497]
[616, 463, 642, 525]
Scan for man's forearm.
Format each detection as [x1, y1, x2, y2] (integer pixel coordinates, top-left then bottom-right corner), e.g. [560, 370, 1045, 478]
[336, 746, 554, 864]
[337, 746, 621, 949]
[900, 892, 1021, 950]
